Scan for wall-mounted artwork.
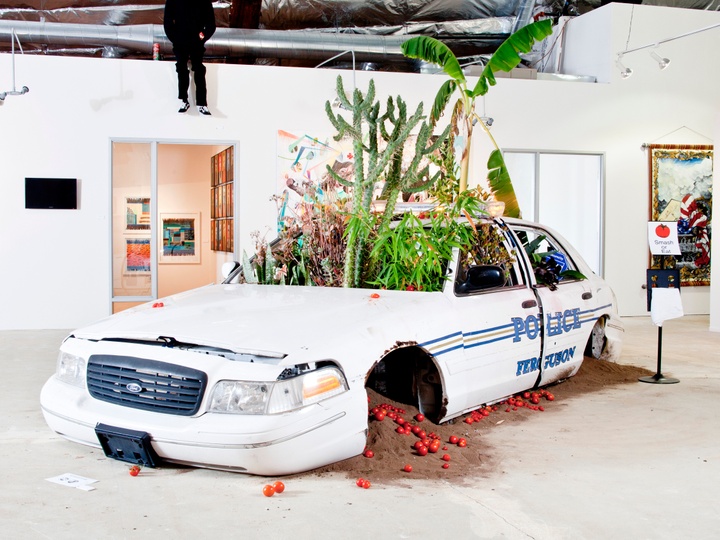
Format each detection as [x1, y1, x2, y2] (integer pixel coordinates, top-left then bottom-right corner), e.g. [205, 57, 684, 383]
[160, 213, 200, 264]
[125, 238, 151, 274]
[648, 144, 712, 286]
[126, 197, 150, 231]
[276, 130, 353, 231]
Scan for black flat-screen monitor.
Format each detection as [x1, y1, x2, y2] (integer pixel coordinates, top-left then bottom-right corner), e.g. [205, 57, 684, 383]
[25, 177, 78, 209]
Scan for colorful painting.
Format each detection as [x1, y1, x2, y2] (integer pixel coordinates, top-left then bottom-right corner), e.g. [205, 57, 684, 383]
[160, 213, 200, 264]
[126, 197, 150, 231]
[276, 130, 354, 230]
[649, 144, 712, 286]
[125, 238, 151, 273]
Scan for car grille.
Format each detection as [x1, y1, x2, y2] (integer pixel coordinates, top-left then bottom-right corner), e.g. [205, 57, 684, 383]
[87, 355, 207, 416]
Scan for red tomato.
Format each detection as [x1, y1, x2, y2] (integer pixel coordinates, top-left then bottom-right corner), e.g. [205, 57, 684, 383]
[449, 435, 459, 444]
[413, 441, 426, 451]
[129, 465, 141, 477]
[273, 481, 285, 494]
[396, 417, 406, 425]
[262, 485, 275, 497]
[374, 411, 386, 421]
[417, 446, 429, 456]
[411, 425, 421, 435]
[442, 454, 451, 461]
[442, 463, 450, 469]
[464, 418, 473, 425]
[457, 438, 467, 448]
[403, 464, 413, 473]
[414, 413, 425, 422]
[396, 426, 406, 434]
[356, 478, 365, 487]
[362, 480, 371, 489]
[363, 449, 375, 458]
[546, 393, 555, 401]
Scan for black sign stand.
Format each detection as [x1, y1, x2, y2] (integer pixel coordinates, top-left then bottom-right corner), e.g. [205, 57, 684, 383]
[640, 261, 680, 385]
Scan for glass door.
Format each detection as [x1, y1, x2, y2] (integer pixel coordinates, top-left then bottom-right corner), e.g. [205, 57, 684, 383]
[111, 141, 156, 313]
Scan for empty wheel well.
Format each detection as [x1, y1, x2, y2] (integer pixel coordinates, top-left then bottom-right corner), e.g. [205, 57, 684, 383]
[584, 316, 608, 359]
[365, 346, 445, 422]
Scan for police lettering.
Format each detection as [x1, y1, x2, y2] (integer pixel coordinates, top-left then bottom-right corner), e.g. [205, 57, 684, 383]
[511, 314, 541, 342]
[546, 309, 581, 336]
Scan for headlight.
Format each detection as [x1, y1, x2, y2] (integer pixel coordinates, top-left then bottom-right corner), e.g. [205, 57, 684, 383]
[56, 351, 86, 388]
[208, 366, 348, 415]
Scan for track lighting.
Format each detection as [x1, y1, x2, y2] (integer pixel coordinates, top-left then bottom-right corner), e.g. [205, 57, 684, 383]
[650, 50, 670, 70]
[616, 55, 633, 79]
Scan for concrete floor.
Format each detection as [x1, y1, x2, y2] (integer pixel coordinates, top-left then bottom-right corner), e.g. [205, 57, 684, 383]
[1, 315, 719, 539]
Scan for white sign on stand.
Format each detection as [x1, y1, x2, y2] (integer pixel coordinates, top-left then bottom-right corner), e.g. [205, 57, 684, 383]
[647, 221, 681, 256]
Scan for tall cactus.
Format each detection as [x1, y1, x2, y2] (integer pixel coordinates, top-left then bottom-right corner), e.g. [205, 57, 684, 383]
[325, 75, 449, 288]
[377, 95, 449, 231]
[325, 76, 380, 287]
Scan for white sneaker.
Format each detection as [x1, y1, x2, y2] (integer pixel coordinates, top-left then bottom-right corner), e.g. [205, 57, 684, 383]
[198, 105, 211, 116]
[178, 100, 190, 113]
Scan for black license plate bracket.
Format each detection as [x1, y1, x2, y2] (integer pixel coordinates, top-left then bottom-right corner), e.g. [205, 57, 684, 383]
[95, 423, 159, 467]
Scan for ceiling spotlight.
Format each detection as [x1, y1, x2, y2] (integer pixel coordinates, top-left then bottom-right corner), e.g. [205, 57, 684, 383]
[650, 51, 671, 70]
[616, 55, 633, 79]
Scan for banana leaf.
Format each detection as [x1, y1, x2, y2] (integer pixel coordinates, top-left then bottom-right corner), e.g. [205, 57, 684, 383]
[472, 19, 553, 97]
[487, 149, 521, 218]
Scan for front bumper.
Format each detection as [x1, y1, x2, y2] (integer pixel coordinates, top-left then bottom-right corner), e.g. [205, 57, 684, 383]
[40, 375, 367, 476]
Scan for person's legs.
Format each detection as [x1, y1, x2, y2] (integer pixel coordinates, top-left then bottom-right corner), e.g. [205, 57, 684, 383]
[189, 46, 208, 107]
[173, 46, 191, 103]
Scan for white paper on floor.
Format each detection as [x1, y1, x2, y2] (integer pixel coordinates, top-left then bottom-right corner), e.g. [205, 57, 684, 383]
[46, 473, 98, 491]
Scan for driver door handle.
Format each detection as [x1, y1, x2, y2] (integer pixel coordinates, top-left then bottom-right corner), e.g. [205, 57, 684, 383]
[582, 292, 593, 300]
[522, 300, 537, 309]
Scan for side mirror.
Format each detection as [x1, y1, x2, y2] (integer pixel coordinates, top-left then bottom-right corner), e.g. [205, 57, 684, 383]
[456, 265, 506, 294]
[221, 261, 241, 283]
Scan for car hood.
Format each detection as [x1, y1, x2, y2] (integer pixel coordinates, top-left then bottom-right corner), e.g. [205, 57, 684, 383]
[72, 284, 449, 362]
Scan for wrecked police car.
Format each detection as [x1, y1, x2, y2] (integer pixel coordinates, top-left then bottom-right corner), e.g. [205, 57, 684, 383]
[40, 217, 623, 475]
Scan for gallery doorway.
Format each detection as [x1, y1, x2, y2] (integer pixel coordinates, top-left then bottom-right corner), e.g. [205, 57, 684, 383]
[110, 141, 236, 313]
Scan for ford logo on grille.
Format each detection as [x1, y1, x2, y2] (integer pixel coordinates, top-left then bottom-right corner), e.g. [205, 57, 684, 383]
[126, 382, 143, 394]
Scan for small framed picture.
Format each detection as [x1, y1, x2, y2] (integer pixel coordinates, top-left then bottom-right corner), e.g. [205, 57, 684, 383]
[159, 213, 200, 264]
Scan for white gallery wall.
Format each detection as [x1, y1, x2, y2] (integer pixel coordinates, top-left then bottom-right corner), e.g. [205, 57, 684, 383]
[0, 3, 717, 330]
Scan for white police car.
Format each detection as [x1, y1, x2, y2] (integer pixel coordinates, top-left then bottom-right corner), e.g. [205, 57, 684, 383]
[40, 217, 623, 475]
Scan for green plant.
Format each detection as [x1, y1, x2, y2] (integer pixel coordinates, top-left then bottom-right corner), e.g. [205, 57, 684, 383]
[400, 20, 554, 213]
[325, 76, 448, 288]
[369, 192, 486, 291]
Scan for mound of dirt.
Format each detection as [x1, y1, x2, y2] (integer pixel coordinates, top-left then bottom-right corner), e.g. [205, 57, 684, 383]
[305, 358, 653, 482]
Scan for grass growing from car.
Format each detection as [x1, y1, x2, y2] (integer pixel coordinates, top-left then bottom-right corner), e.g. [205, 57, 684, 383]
[305, 358, 653, 483]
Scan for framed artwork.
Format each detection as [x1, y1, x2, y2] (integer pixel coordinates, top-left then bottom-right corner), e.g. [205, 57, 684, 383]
[125, 238, 151, 274]
[126, 197, 150, 231]
[648, 144, 712, 286]
[160, 213, 200, 264]
[210, 147, 234, 253]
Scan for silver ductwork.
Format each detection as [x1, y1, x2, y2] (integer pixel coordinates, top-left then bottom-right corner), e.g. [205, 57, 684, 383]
[0, 19, 513, 63]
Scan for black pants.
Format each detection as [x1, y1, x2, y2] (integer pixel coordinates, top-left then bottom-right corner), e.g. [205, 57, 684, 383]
[173, 43, 208, 106]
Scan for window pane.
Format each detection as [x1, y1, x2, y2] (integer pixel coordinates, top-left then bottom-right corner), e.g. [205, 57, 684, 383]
[112, 142, 153, 299]
[537, 154, 602, 274]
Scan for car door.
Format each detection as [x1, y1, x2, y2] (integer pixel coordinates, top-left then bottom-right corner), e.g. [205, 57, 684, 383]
[435, 221, 543, 418]
[507, 223, 594, 386]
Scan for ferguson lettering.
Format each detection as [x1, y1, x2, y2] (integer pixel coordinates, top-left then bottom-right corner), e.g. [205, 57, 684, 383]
[515, 346, 577, 376]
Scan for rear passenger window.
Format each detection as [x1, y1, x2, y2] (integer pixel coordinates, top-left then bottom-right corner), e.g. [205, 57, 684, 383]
[511, 226, 585, 290]
[454, 223, 519, 295]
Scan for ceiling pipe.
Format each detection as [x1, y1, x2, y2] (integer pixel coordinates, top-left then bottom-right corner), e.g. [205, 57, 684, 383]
[0, 19, 511, 64]
[0, 20, 410, 63]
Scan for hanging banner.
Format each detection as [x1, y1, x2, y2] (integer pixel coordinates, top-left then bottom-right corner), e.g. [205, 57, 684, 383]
[648, 221, 681, 256]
